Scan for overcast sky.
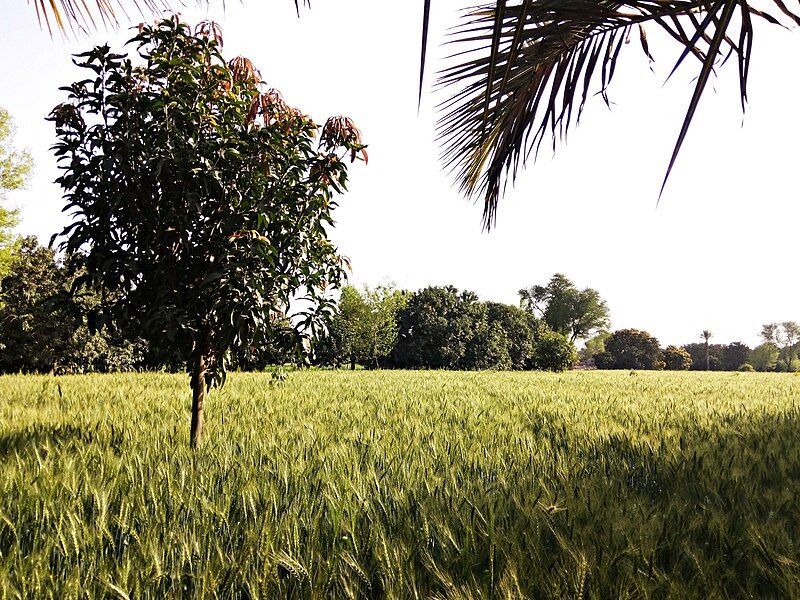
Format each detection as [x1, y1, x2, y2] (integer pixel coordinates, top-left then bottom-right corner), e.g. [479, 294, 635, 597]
[1, 1, 798, 348]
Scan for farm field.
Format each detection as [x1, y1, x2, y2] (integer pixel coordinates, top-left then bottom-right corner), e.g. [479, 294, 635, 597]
[1, 371, 799, 598]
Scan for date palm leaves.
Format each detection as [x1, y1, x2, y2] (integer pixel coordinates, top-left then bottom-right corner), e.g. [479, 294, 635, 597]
[30, 1, 312, 35]
[31, 0, 170, 35]
[422, 0, 800, 228]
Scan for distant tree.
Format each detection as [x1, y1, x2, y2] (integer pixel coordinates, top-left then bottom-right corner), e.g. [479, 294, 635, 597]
[328, 285, 408, 369]
[595, 329, 664, 370]
[749, 343, 780, 372]
[330, 286, 370, 370]
[0, 108, 33, 277]
[390, 287, 544, 371]
[534, 330, 576, 372]
[761, 322, 800, 372]
[579, 331, 610, 362]
[663, 345, 692, 371]
[361, 285, 409, 368]
[463, 319, 513, 370]
[50, 19, 364, 448]
[722, 342, 752, 372]
[775, 359, 800, 373]
[701, 330, 713, 371]
[484, 302, 541, 370]
[519, 273, 609, 343]
[392, 286, 484, 370]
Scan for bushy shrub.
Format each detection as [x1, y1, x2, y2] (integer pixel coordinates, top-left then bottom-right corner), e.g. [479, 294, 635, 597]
[737, 363, 755, 372]
[534, 330, 576, 372]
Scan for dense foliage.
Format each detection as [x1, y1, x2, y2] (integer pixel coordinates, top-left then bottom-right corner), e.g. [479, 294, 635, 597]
[2, 371, 799, 596]
[49, 18, 364, 446]
[594, 329, 665, 371]
[484, 302, 542, 370]
[390, 286, 484, 370]
[721, 342, 752, 372]
[663, 346, 692, 371]
[319, 285, 408, 369]
[749, 343, 780, 372]
[683, 343, 725, 371]
[315, 285, 575, 372]
[0, 238, 144, 374]
[532, 330, 577, 372]
[385, 286, 564, 371]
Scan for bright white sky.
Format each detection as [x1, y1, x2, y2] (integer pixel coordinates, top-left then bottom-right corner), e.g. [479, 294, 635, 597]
[1, 1, 798, 348]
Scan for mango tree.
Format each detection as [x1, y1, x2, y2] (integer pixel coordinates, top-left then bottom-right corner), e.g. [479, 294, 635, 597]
[50, 17, 365, 448]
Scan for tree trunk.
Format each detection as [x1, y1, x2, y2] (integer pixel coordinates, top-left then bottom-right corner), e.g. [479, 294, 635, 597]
[190, 344, 208, 450]
[705, 344, 710, 371]
[350, 354, 356, 371]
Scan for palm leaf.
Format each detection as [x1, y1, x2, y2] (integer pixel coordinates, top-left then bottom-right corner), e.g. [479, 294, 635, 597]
[31, 1, 312, 35]
[32, 0, 170, 34]
[419, 0, 432, 106]
[427, 1, 800, 229]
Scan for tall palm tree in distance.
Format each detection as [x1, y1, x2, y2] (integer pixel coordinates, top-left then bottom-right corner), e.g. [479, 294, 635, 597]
[701, 330, 713, 371]
[421, 1, 800, 228]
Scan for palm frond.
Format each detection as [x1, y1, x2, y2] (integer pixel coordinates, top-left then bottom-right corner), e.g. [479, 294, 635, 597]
[31, 0, 171, 35]
[419, 0, 433, 106]
[431, 1, 800, 229]
[31, 1, 312, 35]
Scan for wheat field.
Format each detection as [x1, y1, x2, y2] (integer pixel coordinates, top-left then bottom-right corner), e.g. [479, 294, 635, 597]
[1, 371, 798, 598]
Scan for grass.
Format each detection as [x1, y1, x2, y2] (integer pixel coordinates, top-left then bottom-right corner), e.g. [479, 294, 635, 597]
[1, 370, 799, 598]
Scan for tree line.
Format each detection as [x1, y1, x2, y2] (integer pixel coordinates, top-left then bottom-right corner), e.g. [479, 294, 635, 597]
[0, 237, 301, 375]
[312, 273, 614, 372]
[315, 285, 577, 372]
[0, 252, 580, 373]
[1, 243, 796, 375]
[583, 324, 799, 373]
[317, 279, 798, 373]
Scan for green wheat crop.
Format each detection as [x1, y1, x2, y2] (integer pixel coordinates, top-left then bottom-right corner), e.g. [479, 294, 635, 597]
[1, 371, 799, 598]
